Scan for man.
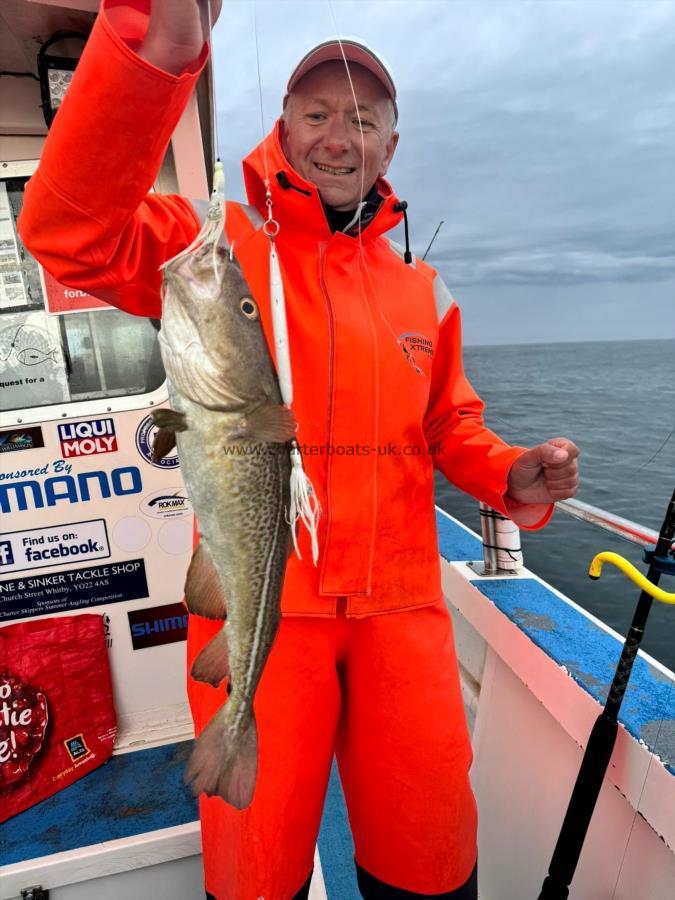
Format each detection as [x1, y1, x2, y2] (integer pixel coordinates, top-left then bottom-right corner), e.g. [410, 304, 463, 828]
[18, 2, 580, 898]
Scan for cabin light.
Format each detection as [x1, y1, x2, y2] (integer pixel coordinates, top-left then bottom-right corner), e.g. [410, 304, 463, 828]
[37, 31, 86, 128]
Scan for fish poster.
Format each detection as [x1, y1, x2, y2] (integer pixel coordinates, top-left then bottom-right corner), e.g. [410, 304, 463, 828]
[0, 310, 70, 409]
[0, 183, 28, 310]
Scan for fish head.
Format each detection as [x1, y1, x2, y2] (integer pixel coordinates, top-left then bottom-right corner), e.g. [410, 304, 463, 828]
[160, 248, 277, 412]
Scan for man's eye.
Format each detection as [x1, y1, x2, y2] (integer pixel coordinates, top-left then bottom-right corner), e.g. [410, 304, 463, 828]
[307, 113, 325, 122]
[354, 119, 373, 130]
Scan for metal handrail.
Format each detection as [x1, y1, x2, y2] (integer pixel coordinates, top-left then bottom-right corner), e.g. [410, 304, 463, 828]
[555, 498, 674, 550]
[474, 498, 674, 578]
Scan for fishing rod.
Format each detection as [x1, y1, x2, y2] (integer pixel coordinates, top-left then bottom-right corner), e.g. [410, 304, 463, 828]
[421, 219, 444, 261]
[537, 487, 675, 899]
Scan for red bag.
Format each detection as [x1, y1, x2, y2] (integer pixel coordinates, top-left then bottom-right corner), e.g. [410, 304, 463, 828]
[0, 613, 116, 822]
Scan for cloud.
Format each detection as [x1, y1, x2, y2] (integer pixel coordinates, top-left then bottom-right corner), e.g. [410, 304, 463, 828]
[211, 0, 675, 341]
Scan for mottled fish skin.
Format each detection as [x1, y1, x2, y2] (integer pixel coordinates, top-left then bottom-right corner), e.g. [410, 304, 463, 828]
[157, 247, 291, 807]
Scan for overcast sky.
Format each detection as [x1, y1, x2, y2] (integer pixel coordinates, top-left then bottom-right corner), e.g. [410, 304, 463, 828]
[211, 0, 675, 345]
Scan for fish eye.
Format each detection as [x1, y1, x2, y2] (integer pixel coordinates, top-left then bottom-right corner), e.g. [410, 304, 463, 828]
[240, 297, 259, 320]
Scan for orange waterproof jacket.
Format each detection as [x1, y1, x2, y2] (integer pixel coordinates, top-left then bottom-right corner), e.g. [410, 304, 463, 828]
[19, 0, 551, 618]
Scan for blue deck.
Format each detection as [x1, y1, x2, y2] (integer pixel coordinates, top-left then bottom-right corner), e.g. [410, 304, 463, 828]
[2, 509, 673, 895]
[2, 740, 359, 894]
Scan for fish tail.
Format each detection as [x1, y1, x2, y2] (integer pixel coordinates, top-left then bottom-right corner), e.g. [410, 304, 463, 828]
[184, 709, 258, 810]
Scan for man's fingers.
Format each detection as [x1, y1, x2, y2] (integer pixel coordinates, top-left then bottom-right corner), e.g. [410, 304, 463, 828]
[545, 465, 579, 483]
[547, 437, 580, 458]
[545, 475, 579, 492]
[541, 439, 580, 468]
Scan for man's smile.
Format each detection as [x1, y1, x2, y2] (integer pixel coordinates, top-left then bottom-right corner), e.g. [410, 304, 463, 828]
[313, 162, 356, 176]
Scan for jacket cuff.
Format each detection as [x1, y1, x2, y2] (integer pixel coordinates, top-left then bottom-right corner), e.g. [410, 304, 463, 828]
[502, 496, 555, 531]
[104, 0, 208, 74]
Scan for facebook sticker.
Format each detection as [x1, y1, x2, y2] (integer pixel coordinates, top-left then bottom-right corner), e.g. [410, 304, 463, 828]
[0, 541, 15, 567]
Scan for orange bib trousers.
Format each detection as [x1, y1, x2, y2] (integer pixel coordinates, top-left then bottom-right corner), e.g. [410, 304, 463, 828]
[187, 600, 478, 900]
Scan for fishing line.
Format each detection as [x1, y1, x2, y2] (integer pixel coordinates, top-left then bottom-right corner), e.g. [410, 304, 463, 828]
[631, 420, 675, 473]
[161, 1, 225, 277]
[250, 0, 321, 562]
[325, 0, 366, 227]
[251, 0, 270, 182]
[206, 0, 219, 164]
[324, 0, 411, 358]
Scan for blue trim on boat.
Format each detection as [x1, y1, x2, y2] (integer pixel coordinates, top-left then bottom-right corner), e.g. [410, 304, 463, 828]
[1, 741, 198, 867]
[470, 577, 675, 776]
[435, 508, 483, 562]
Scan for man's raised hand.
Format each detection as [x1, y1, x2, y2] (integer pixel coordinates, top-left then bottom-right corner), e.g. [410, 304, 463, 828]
[138, 0, 223, 75]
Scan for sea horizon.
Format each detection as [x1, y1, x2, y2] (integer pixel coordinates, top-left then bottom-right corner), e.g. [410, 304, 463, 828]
[464, 335, 675, 349]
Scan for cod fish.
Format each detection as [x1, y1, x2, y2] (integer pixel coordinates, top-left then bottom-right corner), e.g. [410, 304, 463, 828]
[153, 244, 294, 809]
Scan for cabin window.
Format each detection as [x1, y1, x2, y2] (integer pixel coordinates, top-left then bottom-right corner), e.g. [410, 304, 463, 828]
[0, 176, 165, 414]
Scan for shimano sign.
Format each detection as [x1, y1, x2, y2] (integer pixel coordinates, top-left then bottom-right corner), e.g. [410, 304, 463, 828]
[0, 466, 143, 513]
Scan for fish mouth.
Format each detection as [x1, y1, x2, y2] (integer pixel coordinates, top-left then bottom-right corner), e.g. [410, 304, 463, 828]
[160, 282, 200, 355]
[313, 162, 356, 176]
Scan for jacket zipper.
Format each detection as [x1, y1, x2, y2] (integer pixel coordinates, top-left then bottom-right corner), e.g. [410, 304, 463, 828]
[318, 243, 335, 590]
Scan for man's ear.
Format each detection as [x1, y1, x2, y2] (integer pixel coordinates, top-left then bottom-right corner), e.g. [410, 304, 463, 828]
[379, 130, 400, 178]
[279, 94, 293, 155]
[279, 116, 288, 155]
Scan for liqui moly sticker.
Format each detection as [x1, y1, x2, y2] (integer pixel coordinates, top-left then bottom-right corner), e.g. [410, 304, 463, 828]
[58, 418, 117, 459]
[0, 519, 110, 574]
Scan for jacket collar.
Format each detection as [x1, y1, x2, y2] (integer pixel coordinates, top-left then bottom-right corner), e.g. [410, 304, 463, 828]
[242, 120, 404, 242]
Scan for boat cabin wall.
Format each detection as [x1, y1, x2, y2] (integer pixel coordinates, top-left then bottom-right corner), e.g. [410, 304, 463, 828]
[0, 0, 212, 751]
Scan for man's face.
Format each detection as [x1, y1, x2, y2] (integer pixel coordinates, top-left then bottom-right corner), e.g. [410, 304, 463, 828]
[280, 60, 399, 212]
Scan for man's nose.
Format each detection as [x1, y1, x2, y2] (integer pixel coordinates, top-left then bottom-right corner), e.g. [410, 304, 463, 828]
[322, 117, 351, 155]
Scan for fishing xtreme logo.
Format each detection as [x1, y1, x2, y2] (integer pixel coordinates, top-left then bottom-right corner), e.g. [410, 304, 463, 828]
[398, 331, 434, 376]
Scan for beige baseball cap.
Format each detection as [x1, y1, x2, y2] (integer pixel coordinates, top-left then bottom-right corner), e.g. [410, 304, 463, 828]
[287, 38, 398, 123]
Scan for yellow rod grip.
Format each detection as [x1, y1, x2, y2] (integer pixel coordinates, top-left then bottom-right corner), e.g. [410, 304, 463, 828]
[588, 552, 675, 605]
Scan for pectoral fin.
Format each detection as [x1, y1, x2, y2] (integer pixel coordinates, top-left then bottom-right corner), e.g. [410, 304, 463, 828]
[228, 404, 297, 443]
[184, 542, 227, 619]
[191, 628, 230, 687]
[151, 409, 187, 462]
[151, 427, 176, 462]
[151, 408, 188, 431]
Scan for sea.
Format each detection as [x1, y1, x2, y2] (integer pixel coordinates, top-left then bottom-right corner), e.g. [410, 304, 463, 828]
[433, 338, 675, 675]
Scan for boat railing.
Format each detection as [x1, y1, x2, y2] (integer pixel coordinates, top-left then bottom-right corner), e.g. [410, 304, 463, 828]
[555, 498, 669, 548]
[473, 497, 673, 576]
